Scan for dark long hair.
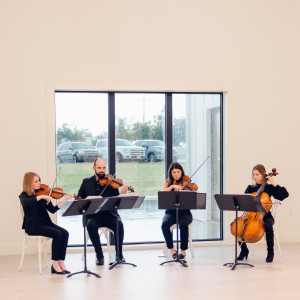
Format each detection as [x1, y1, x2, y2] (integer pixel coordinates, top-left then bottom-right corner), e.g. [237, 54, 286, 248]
[166, 162, 185, 187]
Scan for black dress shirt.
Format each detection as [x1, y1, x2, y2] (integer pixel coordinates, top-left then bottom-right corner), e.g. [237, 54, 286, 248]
[77, 175, 120, 216]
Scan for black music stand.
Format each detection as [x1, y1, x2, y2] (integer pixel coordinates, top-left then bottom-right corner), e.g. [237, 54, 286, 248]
[93, 195, 144, 270]
[158, 191, 206, 267]
[62, 198, 106, 278]
[214, 194, 264, 271]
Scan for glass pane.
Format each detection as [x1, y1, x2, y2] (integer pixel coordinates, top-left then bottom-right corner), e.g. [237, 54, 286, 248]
[115, 93, 166, 243]
[172, 93, 222, 240]
[55, 92, 108, 245]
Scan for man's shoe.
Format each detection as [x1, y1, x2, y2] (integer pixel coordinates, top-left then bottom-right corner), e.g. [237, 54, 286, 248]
[115, 255, 126, 263]
[96, 257, 104, 265]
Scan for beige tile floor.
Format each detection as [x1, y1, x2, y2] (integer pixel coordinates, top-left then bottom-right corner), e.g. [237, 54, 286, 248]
[1, 243, 300, 300]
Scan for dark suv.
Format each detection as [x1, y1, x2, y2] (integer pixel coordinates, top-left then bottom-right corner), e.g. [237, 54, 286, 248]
[56, 142, 100, 163]
[134, 140, 178, 162]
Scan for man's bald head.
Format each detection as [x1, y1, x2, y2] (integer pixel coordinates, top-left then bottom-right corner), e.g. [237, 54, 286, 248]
[93, 158, 106, 178]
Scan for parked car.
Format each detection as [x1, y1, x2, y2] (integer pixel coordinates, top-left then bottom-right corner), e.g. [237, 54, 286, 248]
[56, 142, 100, 163]
[134, 139, 178, 162]
[95, 139, 144, 162]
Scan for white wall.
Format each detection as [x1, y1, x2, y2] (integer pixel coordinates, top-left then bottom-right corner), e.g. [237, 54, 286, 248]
[1, 0, 299, 255]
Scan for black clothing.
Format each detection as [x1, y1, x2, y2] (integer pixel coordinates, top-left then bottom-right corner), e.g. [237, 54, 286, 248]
[241, 183, 289, 255]
[77, 175, 124, 259]
[30, 223, 69, 260]
[161, 187, 193, 250]
[19, 192, 59, 234]
[244, 184, 289, 201]
[161, 213, 193, 250]
[19, 192, 69, 260]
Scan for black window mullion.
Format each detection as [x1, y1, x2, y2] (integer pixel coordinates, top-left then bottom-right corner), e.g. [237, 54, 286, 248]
[165, 93, 172, 175]
[108, 93, 116, 174]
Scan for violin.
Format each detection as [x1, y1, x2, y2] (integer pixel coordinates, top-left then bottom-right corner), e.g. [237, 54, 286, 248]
[35, 184, 78, 200]
[98, 174, 135, 193]
[180, 175, 198, 191]
[230, 168, 278, 243]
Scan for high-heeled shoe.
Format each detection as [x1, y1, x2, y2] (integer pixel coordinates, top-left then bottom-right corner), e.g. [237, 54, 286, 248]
[237, 248, 249, 260]
[51, 265, 65, 275]
[178, 253, 186, 260]
[172, 250, 177, 259]
[266, 252, 274, 263]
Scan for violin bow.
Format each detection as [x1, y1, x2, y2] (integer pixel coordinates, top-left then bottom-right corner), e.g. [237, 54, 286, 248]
[181, 156, 210, 190]
[49, 167, 61, 199]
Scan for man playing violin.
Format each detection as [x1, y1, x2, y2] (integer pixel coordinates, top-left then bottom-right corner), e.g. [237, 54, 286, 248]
[77, 158, 128, 266]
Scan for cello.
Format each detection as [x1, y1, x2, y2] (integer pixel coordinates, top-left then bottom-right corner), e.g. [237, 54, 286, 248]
[230, 168, 278, 243]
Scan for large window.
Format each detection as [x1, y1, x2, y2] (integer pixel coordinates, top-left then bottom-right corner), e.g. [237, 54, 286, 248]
[55, 91, 223, 245]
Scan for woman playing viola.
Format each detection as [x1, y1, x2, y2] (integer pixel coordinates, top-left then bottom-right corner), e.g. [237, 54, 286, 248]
[19, 172, 74, 274]
[238, 164, 289, 263]
[161, 162, 193, 260]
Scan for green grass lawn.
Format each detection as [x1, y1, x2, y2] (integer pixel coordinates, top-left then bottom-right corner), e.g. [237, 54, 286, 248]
[57, 161, 179, 197]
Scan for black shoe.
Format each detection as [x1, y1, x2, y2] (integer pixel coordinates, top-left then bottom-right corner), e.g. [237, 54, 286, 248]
[237, 248, 249, 260]
[172, 250, 177, 259]
[62, 269, 71, 274]
[115, 255, 126, 263]
[266, 252, 274, 263]
[178, 253, 186, 260]
[51, 265, 65, 275]
[96, 257, 104, 266]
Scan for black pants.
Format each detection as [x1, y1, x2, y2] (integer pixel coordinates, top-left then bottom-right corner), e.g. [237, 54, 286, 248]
[240, 212, 274, 253]
[86, 212, 124, 259]
[161, 213, 193, 250]
[31, 223, 69, 261]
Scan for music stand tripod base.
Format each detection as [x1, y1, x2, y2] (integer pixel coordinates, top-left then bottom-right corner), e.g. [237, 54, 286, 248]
[160, 257, 188, 267]
[109, 261, 137, 270]
[223, 261, 254, 271]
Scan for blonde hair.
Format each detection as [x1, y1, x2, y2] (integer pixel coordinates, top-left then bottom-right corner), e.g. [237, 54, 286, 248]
[252, 164, 266, 186]
[23, 172, 40, 196]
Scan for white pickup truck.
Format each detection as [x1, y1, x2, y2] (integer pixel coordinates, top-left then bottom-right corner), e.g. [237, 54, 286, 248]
[95, 139, 144, 162]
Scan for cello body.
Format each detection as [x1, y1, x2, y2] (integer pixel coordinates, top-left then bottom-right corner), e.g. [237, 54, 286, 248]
[230, 191, 273, 243]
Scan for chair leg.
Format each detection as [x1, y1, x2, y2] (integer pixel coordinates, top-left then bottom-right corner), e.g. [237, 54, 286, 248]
[274, 227, 283, 258]
[163, 244, 168, 257]
[105, 232, 112, 258]
[188, 225, 194, 257]
[42, 239, 48, 267]
[18, 236, 27, 271]
[38, 239, 43, 274]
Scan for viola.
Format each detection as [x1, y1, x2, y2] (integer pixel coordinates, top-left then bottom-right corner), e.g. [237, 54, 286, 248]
[35, 184, 78, 200]
[230, 168, 278, 243]
[98, 174, 135, 193]
[180, 175, 198, 191]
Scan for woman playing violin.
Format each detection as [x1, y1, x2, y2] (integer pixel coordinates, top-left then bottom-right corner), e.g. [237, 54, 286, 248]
[161, 162, 194, 260]
[238, 164, 289, 263]
[19, 172, 74, 274]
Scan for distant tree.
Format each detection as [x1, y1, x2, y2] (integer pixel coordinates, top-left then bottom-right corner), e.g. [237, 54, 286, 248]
[56, 123, 93, 145]
[116, 118, 131, 140]
[152, 115, 163, 141]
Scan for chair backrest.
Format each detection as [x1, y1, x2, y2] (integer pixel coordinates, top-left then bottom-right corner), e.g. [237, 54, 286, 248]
[270, 199, 282, 220]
